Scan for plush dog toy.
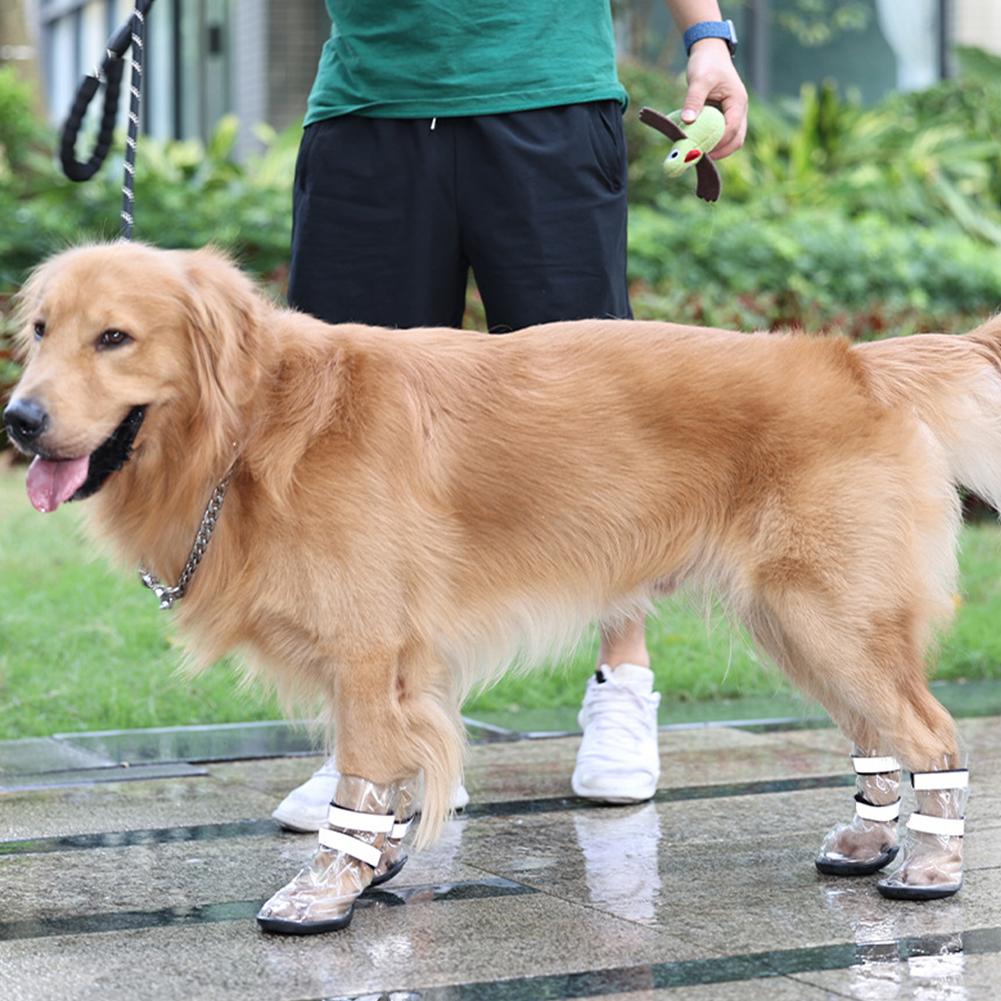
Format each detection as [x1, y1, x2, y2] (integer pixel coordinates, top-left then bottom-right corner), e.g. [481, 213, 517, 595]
[639, 105, 725, 202]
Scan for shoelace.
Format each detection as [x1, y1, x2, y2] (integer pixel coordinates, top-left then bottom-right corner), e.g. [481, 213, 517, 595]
[581, 682, 657, 746]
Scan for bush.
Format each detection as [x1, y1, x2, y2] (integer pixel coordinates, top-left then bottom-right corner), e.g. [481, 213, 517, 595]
[3, 53, 1001, 342]
[628, 200, 1001, 335]
[0, 58, 299, 294]
[632, 52, 1001, 241]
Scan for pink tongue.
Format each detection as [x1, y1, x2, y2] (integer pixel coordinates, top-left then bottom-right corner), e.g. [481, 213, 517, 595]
[26, 456, 90, 513]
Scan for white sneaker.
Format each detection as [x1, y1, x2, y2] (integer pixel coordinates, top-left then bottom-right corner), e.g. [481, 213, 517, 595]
[571, 663, 661, 803]
[272, 758, 470, 833]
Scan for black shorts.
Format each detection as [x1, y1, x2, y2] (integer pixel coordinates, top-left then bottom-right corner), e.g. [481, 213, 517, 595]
[287, 101, 631, 332]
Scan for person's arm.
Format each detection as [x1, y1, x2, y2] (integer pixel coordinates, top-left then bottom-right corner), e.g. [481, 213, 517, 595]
[665, 0, 748, 159]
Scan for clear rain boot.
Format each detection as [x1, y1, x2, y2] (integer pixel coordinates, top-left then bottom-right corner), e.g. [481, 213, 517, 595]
[816, 752, 901, 876]
[371, 776, 418, 888]
[878, 762, 968, 901]
[257, 774, 398, 934]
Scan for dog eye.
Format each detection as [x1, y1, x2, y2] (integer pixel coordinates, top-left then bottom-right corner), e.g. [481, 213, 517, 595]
[96, 329, 133, 350]
[33, 321, 45, 340]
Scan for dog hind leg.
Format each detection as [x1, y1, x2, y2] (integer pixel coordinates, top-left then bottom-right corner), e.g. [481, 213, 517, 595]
[741, 496, 966, 900]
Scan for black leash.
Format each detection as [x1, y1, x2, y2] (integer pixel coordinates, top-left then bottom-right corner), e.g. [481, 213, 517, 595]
[59, 0, 155, 240]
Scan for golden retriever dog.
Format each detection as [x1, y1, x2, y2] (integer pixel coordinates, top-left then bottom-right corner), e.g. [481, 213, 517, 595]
[5, 242, 987, 932]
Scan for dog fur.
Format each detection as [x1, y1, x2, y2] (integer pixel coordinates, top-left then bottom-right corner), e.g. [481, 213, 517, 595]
[9, 242, 996, 846]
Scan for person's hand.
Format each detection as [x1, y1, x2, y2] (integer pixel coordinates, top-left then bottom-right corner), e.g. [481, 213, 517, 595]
[680, 39, 748, 159]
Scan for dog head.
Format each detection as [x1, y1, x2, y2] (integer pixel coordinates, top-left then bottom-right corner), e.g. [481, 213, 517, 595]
[5, 242, 265, 512]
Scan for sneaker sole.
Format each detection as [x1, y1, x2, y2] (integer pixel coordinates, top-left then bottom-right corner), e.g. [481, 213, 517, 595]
[271, 806, 324, 833]
[572, 790, 656, 804]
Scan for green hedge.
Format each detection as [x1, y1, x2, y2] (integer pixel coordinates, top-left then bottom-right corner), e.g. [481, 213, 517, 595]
[628, 201, 1001, 335]
[3, 54, 1001, 340]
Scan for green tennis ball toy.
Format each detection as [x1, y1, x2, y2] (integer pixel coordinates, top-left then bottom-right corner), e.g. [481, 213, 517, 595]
[638, 105, 725, 202]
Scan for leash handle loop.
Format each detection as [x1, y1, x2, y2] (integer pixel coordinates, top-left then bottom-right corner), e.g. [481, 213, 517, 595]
[59, 58, 126, 183]
[58, 0, 155, 222]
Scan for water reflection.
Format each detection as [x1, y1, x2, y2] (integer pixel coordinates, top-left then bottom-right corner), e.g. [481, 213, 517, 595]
[821, 881, 967, 1000]
[573, 801, 662, 924]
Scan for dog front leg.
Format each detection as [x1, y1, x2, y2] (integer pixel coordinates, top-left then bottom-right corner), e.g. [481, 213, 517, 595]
[257, 649, 420, 935]
[256, 771, 403, 935]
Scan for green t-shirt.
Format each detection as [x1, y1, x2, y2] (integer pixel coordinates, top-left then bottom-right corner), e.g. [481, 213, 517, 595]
[305, 1, 627, 125]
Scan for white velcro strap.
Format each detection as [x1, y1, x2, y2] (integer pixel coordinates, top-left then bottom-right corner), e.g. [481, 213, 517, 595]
[851, 755, 901, 775]
[327, 805, 396, 834]
[390, 817, 414, 840]
[907, 812, 965, 838]
[855, 798, 901, 822]
[911, 769, 970, 791]
[317, 827, 383, 867]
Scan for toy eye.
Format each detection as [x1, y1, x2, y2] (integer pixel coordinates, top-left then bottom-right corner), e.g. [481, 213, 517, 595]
[668, 150, 680, 159]
[97, 329, 133, 350]
[33, 321, 45, 340]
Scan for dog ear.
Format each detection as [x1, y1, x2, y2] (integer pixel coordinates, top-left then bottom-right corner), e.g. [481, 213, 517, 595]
[11, 259, 51, 362]
[178, 247, 267, 455]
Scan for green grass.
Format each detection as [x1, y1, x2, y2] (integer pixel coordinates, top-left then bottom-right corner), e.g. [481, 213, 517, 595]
[2, 468, 1001, 739]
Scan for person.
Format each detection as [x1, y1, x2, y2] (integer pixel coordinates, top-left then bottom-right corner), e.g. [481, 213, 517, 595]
[271, 0, 749, 833]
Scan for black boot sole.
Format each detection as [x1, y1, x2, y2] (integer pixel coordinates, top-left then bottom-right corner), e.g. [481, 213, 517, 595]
[876, 878, 963, 901]
[815, 845, 899, 877]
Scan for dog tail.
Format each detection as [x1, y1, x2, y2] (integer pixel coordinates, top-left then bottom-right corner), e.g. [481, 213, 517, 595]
[854, 322, 1001, 509]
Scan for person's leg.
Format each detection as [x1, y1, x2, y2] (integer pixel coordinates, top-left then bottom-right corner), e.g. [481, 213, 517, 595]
[456, 101, 659, 802]
[456, 100, 631, 331]
[598, 616, 650, 670]
[288, 115, 468, 327]
[274, 115, 471, 836]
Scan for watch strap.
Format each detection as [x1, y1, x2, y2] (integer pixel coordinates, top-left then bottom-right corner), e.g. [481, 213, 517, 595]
[683, 19, 737, 56]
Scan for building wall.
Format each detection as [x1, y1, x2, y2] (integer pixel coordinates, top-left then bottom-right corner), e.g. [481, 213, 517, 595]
[952, 0, 1001, 56]
[267, 0, 326, 134]
[32, 0, 995, 158]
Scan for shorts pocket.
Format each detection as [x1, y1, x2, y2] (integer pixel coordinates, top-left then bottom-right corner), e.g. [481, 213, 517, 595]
[586, 101, 626, 193]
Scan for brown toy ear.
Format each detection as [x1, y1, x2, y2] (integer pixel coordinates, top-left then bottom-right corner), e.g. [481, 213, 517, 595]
[638, 106, 687, 142]
[695, 158, 721, 202]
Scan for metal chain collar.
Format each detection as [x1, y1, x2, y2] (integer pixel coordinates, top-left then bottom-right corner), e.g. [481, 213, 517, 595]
[138, 462, 237, 610]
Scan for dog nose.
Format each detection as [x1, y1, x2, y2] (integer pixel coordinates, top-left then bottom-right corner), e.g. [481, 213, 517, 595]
[4, 397, 49, 444]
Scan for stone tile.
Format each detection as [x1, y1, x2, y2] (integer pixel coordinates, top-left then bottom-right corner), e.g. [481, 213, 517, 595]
[454, 787, 1001, 947]
[210, 726, 849, 812]
[0, 819, 473, 925]
[203, 754, 328, 801]
[0, 892, 703, 1001]
[575, 979, 846, 1001]
[790, 948, 1001, 1001]
[460, 728, 846, 805]
[771, 714, 1001, 769]
[678, 854, 1001, 960]
[0, 773, 276, 841]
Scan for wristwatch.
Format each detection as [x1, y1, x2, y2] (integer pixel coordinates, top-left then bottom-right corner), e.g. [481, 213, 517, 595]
[683, 19, 738, 57]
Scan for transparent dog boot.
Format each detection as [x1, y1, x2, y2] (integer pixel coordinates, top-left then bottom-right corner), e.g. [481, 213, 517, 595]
[878, 763, 968, 901]
[257, 774, 398, 934]
[816, 752, 901, 876]
[371, 777, 417, 889]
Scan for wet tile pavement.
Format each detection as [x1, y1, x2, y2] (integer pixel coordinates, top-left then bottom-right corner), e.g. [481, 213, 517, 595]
[1, 715, 999, 1000]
